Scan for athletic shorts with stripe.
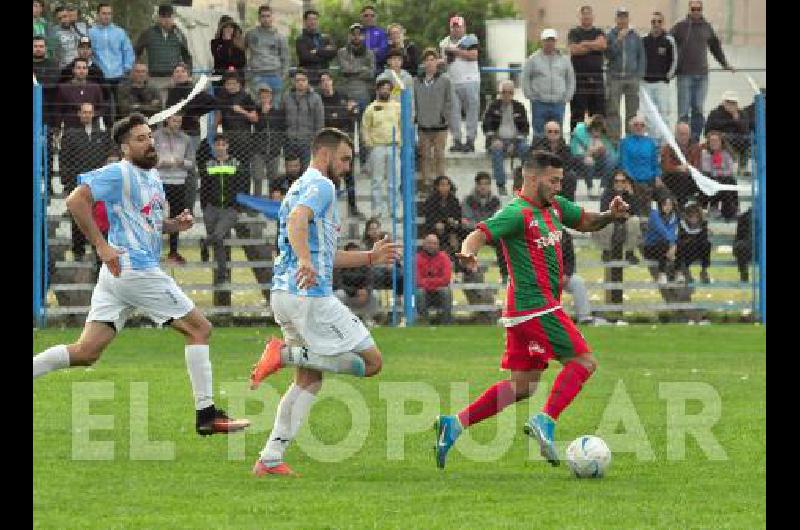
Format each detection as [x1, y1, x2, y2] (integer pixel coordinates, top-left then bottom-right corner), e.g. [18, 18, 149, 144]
[502, 308, 591, 371]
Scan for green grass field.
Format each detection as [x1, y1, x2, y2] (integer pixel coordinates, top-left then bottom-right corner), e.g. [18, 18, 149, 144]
[34, 325, 765, 529]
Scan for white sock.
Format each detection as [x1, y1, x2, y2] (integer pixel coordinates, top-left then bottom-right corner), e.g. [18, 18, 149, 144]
[33, 345, 70, 378]
[281, 346, 366, 377]
[260, 384, 317, 464]
[184, 345, 214, 410]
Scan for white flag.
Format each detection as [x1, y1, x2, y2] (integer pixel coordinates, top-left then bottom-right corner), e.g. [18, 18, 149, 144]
[148, 74, 210, 125]
[638, 86, 748, 196]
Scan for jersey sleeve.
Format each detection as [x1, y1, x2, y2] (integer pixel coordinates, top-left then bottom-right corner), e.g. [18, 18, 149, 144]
[477, 203, 521, 243]
[80, 165, 123, 204]
[555, 195, 584, 229]
[296, 178, 334, 219]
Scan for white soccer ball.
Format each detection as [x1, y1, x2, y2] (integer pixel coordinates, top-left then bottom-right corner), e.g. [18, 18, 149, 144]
[565, 435, 611, 478]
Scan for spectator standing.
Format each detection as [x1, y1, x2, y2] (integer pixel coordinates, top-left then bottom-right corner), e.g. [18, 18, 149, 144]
[166, 62, 217, 153]
[283, 68, 324, 168]
[54, 57, 105, 129]
[570, 114, 618, 196]
[416, 233, 453, 324]
[384, 23, 419, 76]
[643, 194, 679, 285]
[59, 36, 111, 123]
[641, 11, 677, 141]
[245, 4, 290, 108]
[699, 130, 738, 220]
[362, 78, 402, 216]
[88, 3, 134, 120]
[359, 5, 389, 75]
[675, 201, 711, 284]
[567, 6, 607, 133]
[337, 23, 376, 113]
[33, 0, 48, 40]
[605, 7, 646, 142]
[59, 102, 112, 261]
[414, 48, 451, 192]
[215, 70, 259, 165]
[377, 48, 414, 105]
[671, 0, 735, 141]
[619, 114, 662, 209]
[134, 4, 192, 106]
[439, 15, 481, 153]
[482, 80, 530, 195]
[295, 9, 337, 87]
[49, 5, 82, 68]
[211, 19, 246, 89]
[154, 113, 194, 265]
[661, 121, 702, 207]
[252, 85, 286, 196]
[116, 62, 162, 118]
[33, 35, 60, 127]
[334, 242, 379, 326]
[521, 28, 575, 136]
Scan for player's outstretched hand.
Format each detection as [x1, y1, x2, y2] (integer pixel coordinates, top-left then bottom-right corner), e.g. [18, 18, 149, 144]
[608, 195, 630, 220]
[97, 243, 125, 277]
[456, 252, 479, 273]
[296, 258, 318, 290]
[371, 235, 402, 265]
[174, 209, 194, 232]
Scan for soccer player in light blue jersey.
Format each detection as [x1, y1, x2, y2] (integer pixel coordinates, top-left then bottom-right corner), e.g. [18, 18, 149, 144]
[249, 127, 402, 477]
[32, 113, 250, 436]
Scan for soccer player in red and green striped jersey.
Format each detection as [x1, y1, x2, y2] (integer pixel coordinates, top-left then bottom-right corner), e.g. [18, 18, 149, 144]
[434, 150, 630, 469]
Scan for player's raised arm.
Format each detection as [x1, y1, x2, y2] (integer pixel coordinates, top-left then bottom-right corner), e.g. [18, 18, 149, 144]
[287, 204, 317, 289]
[334, 234, 402, 268]
[575, 195, 630, 232]
[66, 184, 124, 277]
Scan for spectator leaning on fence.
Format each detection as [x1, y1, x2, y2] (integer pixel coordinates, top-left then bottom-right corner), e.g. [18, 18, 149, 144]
[643, 193, 679, 285]
[699, 130, 738, 221]
[362, 77, 402, 216]
[295, 9, 338, 88]
[522, 28, 575, 136]
[88, 3, 134, 118]
[440, 15, 481, 153]
[675, 201, 711, 284]
[385, 23, 419, 77]
[570, 114, 617, 197]
[245, 4, 290, 108]
[414, 48, 451, 193]
[605, 6, 646, 142]
[661, 121, 701, 207]
[416, 233, 454, 324]
[567, 5, 607, 133]
[134, 3, 192, 106]
[641, 11, 677, 143]
[334, 242, 379, 327]
[620, 113, 662, 210]
[483, 80, 530, 196]
[594, 169, 642, 265]
[337, 23, 376, 114]
[360, 5, 389, 75]
[283, 68, 324, 169]
[670, 0, 735, 142]
[154, 112, 195, 266]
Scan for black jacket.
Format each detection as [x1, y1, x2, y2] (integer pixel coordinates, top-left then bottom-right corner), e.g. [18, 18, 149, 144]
[211, 38, 246, 77]
[423, 192, 464, 236]
[166, 82, 218, 136]
[254, 105, 287, 158]
[562, 230, 576, 277]
[59, 127, 113, 185]
[642, 33, 677, 83]
[704, 105, 749, 137]
[482, 99, 530, 140]
[670, 16, 730, 75]
[216, 89, 257, 131]
[295, 29, 338, 84]
[33, 57, 61, 124]
[320, 90, 359, 134]
[678, 218, 709, 248]
[334, 263, 373, 297]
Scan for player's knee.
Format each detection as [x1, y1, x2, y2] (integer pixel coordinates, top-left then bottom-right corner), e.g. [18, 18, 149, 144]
[576, 355, 598, 374]
[69, 343, 102, 366]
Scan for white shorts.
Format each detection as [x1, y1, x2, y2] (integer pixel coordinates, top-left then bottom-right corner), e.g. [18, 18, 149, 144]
[270, 290, 373, 356]
[87, 265, 195, 331]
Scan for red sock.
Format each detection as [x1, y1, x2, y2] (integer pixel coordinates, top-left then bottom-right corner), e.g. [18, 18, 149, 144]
[543, 361, 592, 420]
[457, 380, 520, 428]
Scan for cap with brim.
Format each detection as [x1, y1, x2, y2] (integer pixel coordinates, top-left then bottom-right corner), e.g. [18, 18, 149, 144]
[349, 23, 363, 32]
[540, 28, 557, 40]
[722, 90, 739, 103]
[616, 7, 629, 15]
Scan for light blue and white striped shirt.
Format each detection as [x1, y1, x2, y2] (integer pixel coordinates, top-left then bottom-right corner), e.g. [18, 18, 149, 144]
[80, 160, 166, 271]
[271, 167, 339, 297]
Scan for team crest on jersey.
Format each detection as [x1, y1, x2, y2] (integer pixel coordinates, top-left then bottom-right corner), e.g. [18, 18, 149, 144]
[140, 196, 163, 232]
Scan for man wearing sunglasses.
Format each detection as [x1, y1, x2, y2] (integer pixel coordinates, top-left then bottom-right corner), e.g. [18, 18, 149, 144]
[670, 0, 735, 142]
[642, 11, 677, 144]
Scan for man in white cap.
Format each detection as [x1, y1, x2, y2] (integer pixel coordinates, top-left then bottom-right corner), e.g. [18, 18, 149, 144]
[522, 28, 575, 136]
[704, 90, 750, 161]
[439, 15, 481, 153]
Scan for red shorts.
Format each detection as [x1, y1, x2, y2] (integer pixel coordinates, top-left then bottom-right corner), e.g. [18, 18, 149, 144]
[502, 308, 591, 371]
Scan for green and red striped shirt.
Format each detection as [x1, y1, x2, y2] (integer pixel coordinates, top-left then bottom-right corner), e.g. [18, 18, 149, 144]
[477, 194, 584, 319]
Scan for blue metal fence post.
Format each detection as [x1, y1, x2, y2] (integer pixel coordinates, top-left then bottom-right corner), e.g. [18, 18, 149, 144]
[754, 93, 766, 324]
[400, 88, 416, 325]
[33, 84, 44, 327]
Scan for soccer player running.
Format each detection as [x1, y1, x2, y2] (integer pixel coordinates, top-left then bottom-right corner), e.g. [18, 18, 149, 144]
[434, 151, 629, 468]
[32, 113, 250, 437]
[249, 128, 401, 477]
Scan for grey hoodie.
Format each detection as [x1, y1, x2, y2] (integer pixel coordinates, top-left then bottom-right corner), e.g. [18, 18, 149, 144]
[50, 25, 82, 68]
[284, 88, 324, 140]
[337, 45, 376, 101]
[413, 71, 451, 130]
[521, 49, 576, 103]
[245, 26, 289, 76]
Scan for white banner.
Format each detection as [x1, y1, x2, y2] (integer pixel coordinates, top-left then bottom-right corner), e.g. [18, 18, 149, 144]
[148, 74, 210, 125]
[638, 86, 748, 196]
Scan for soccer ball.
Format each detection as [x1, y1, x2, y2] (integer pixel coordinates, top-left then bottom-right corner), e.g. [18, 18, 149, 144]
[565, 435, 611, 478]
